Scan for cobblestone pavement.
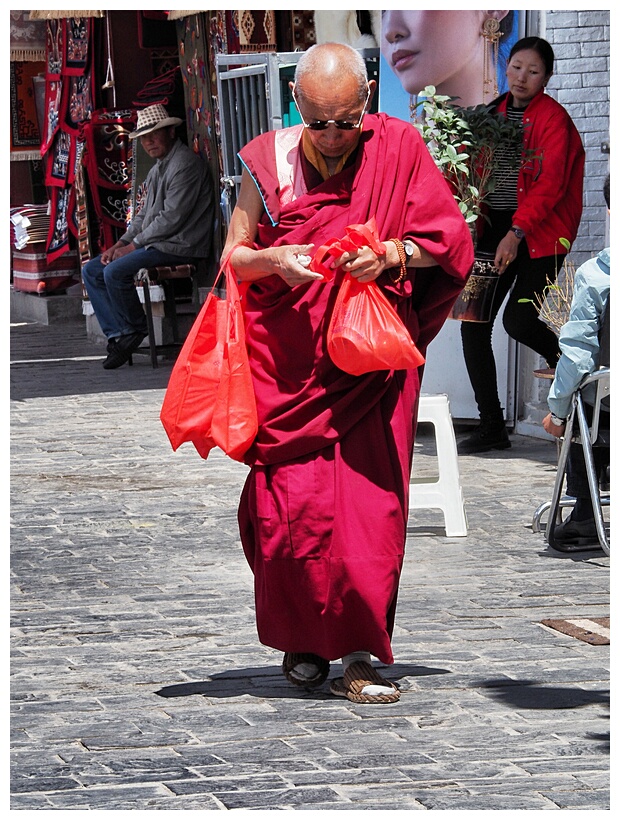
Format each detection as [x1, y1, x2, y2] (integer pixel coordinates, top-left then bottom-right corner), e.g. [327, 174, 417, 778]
[11, 318, 610, 811]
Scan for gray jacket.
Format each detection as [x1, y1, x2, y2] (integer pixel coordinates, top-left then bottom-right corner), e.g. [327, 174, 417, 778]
[121, 139, 215, 259]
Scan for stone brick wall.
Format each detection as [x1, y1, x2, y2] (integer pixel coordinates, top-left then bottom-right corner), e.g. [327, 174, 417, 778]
[543, 9, 610, 264]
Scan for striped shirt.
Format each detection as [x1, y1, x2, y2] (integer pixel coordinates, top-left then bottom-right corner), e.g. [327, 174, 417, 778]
[486, 105, 525, 211]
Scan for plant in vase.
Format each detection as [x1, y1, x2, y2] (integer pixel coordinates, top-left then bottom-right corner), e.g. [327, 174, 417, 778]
[413, 86, 529, 321]
[414, 85, 526, 229]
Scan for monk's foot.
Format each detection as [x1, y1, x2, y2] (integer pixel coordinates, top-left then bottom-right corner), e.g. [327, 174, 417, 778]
[282, 652, 330, 687]
[330, 660, 400, 704]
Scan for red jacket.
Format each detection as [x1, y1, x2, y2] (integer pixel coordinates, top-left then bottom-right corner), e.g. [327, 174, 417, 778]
[493, 89, 585, 259]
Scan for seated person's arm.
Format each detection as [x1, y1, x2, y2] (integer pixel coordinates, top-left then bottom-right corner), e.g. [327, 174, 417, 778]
[128, 161, 207, 249]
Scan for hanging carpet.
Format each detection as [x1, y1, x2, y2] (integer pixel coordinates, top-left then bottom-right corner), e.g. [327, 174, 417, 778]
[78, 109, 136, 254]
[10, 60, 45, 160]
[10, 10, 47, 62]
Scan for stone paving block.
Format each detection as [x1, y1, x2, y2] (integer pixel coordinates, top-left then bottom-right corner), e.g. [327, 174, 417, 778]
[45, 783, 189, 810]
[10, 775, 82, 794]
[212, 785, 345, 809]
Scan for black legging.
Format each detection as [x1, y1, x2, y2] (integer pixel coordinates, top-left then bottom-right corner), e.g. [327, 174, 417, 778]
[461, 209, 563, 421]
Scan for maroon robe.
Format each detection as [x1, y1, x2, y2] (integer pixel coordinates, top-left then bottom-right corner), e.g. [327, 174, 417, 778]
[237, 113, 473, 664]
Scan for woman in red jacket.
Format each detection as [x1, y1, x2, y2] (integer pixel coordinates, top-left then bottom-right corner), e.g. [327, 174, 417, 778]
[458, 36, 585, 454]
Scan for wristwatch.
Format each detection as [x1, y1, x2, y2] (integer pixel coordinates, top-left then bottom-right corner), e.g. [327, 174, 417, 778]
[403, 239, 415, 260]
[510, 226, 525, 240]
[550, 414, 566, 427]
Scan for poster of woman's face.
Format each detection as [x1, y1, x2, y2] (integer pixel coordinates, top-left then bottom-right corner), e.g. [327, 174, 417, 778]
[379, 10, 520, 116]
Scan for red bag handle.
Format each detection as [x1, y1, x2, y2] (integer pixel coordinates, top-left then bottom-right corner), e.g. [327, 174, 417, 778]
[309, 218, 387, 280]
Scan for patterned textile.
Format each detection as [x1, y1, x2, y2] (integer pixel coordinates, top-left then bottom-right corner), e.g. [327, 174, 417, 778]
[10, 10, 47, 62]
[61, 70, 95, 134]
[149, 48, 180, 79]
[47, 185, 73, 261]
[45, 128, 75, 187]
[132, 66, 180, 109]
[28, 11, 105, 20]
[71, 142, 93, 268]
[291, 11, 316, 50]
[40, 78, 63, 161]
[41, 15, 97, 263]
[80, 110, 136, 253]
[207, 12, 227, 175]
[46, 19, 63, 77]
[11, 248, 78, 294]
[10, 60, 45, 160]
[226, 10, 276, 53]
[178, 14, 216, 162]
[63, 16, 91, 75]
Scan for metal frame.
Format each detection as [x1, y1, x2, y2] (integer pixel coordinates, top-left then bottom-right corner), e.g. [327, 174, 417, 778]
[532, 368, 610, 555]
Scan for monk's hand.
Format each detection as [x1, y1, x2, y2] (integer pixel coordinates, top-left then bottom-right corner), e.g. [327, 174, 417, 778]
[273, 244, 321, 287]
[336, 245, 386, 283]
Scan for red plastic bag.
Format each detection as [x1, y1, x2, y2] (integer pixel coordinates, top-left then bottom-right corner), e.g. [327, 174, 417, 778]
[327, 273, 425, 375]
[159, 250, 258, 461]
[310, 218, 386, 280]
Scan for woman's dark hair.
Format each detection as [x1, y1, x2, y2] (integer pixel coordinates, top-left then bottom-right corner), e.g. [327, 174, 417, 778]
[508, 36, 555, 76]
[604, 174, 610, 209]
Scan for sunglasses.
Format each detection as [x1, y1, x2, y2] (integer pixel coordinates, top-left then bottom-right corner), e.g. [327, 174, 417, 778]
[293, 86, 371, 131]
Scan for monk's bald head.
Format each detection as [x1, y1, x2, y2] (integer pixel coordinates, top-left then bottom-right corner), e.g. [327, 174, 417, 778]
[294, 42, 369, 104]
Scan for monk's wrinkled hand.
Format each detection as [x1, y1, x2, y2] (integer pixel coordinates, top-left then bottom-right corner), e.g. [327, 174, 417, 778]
[336, 245, 386, 283]
[274, 244, 321, 287]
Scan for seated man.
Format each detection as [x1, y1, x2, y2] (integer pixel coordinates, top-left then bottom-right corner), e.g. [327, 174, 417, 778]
[82, 104, 215, 370]
[542, 174, 610, 551]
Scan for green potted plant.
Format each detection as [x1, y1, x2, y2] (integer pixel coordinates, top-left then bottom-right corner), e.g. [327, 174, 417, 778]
[414, 86, 527, 321]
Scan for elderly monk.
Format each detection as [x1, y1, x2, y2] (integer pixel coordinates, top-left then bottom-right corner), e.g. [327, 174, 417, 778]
[223, 42, 473, 704]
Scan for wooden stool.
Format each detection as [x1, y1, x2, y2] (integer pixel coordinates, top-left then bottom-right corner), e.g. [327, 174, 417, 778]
[135, 264, 196, 368]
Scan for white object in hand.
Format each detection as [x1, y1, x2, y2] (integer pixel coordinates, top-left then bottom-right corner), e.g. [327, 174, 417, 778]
[296, 254, 312, 267]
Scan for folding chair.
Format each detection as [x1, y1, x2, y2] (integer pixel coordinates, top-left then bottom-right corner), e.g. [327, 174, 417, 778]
[532, 367, 610, 555]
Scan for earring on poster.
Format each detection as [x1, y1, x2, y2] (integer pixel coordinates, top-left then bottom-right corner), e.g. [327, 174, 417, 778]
[482, 17, 501, 101]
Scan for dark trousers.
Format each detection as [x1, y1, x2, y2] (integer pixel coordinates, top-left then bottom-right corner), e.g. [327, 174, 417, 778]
[461, 210, 563, 421]
[566, 404, 610, 509]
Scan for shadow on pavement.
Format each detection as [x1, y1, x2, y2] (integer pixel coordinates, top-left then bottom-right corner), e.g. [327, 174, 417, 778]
[478, 678, 610, 710]
[11, 320, 175, 400]
[155, 662, 451, 700]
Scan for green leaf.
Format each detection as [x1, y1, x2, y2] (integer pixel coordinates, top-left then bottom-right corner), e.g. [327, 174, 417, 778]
[559, 237, 571, 251]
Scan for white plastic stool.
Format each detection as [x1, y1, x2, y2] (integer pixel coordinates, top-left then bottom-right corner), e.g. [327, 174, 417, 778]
[410, 394, 468, 537]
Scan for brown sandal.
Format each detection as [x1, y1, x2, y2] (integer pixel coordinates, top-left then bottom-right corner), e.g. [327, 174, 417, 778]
[282, 652, 330, 687]
[330, 660, 400, 704]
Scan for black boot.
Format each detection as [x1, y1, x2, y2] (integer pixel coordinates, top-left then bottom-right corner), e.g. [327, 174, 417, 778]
[458, 416, 511, 454]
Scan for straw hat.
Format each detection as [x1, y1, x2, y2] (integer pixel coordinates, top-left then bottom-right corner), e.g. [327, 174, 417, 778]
[129, 104, 183, 139]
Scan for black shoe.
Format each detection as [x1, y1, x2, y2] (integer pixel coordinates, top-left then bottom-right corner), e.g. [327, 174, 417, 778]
[102, 331, 146, 370]
[457, 422, 511, 454]
[550, 516, 602, 552]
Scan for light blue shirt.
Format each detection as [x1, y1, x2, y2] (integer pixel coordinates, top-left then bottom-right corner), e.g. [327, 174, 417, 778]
[547, 248, 610, 420]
